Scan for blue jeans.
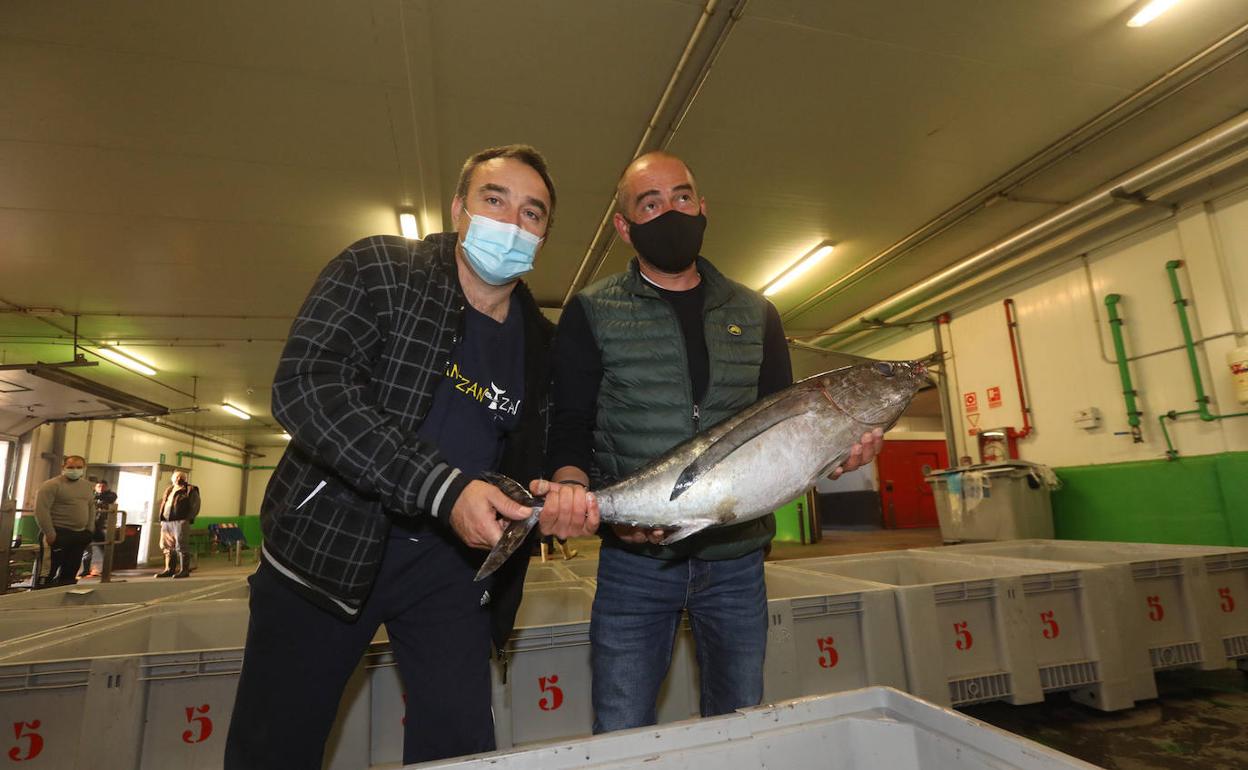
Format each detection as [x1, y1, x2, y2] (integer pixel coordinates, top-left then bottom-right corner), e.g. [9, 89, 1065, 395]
[590, 545, 767, 733]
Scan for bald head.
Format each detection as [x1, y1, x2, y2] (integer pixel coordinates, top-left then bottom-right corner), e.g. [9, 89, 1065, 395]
[614, 152, 700, 218]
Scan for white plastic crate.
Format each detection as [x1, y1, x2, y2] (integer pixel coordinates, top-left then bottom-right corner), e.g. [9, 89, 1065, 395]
[559, 557, 599, 582]
[761, 564, 906, 703]
[0, 599, 374, 769]
[926, 540, 1248, 672]
[366, 582, 597, 764]
[777, 551, 1138, 710]
[412, 686, 1101, 770]
[0, 605, 140, 648]
[523, 562, 578, 585]
[0, 577, 241, 609]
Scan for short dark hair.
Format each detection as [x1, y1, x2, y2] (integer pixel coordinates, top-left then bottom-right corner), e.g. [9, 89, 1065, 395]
[454, 144, 557, 228]
[63, 455, 86, 466]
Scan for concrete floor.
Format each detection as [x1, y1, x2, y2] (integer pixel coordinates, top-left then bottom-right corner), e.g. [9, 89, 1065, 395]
[49, 527, 1248, 769]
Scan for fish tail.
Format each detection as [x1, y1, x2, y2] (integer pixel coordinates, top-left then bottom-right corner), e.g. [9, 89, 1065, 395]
[474, 473, 541, 581]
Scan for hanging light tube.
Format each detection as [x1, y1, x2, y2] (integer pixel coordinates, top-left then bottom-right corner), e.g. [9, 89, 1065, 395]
[220, 403, 252, 420]
[95, 346, 157, 376]
[1127, 0, 1181, 27]
[762, 241, 835, 297]
[398, 208, 421, 240]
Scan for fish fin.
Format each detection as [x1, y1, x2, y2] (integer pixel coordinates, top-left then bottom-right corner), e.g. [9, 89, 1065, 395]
[482, 471, 536, 505]
[658, 520, 715, 546]
[475, 511, 540, 582]
[670, 388, 823, 501]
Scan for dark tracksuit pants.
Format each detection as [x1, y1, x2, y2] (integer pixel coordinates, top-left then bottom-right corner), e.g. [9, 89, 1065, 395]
[223, 521, 496, 769]
[47, 528, 92, 586]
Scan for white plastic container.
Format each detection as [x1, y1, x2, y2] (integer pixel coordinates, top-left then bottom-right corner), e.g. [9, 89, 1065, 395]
[926, 540, 1248, 673]
[761, 564, 907, 703]
[0, 577, 241, 609]
[0, 605, 140, 647]
[0, 600, 373, 769]
[413, 686, 1102, 770]
[777, 551, 1139, 710]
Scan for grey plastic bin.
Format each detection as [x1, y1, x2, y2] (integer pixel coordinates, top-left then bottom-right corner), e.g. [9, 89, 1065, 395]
[925, 462, 1055, 542]
[926, 539, 1248, 673]
[0, 577, 241, 609]
[761, 564, 906, 703]
[411, 686, 1102, 769]
[778, 550, 1140, 710]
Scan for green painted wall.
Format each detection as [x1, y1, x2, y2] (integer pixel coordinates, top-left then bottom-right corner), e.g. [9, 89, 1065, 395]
[1053, 451, 1248, 546]
[773, 496, 808, 543]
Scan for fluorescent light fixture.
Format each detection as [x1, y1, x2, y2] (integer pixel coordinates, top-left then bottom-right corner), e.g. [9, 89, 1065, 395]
[1127, 0, 1181, 27]
[762, 241, 835, 297]
[95, 346, 157, 376]
[220, 403, 252, 420]
[398, 208, 420, 240]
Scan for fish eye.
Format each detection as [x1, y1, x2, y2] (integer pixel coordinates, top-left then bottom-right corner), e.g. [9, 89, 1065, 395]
[873, 362, 895, 377]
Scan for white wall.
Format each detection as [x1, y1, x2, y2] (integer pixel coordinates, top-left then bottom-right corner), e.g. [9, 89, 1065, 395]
[865, 185, 1248, 468]
[60, 419, 254, 518]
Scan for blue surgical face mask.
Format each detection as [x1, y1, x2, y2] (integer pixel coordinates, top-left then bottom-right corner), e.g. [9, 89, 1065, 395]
[460, 210, 542, 286]
[64, 468, 85, 481]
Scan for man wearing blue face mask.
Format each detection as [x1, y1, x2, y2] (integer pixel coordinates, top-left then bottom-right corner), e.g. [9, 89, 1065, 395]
[225, 145, 600, 769]
[544, 151, 883, 733]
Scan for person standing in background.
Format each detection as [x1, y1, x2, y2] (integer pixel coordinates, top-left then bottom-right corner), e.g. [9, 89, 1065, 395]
[79, 479, 119, 578]
[33, 455, 94, 586]
[155, 470, 200, 578]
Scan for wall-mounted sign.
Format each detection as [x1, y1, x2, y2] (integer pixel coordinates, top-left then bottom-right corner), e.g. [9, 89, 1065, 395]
[964, 392, 978, 413]
[987, 386, 1002, 409]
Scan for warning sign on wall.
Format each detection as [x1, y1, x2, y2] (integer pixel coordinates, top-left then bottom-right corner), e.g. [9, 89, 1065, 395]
[987, 386, 1003, 409]
[964, 392, 979, 413]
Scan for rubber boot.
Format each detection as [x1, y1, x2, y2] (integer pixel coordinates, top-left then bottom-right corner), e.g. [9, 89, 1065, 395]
[174, 551, 191, 578]
[155, 552, 176, 578]
[540, 541, 550, 562]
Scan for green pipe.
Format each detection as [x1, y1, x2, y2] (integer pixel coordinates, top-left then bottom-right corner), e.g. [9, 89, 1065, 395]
[1104, 294, 1143, 434]
[1165, 260, 1215, 421]
[176, 451, 276, 471]
[1155, 261, 1248, 460]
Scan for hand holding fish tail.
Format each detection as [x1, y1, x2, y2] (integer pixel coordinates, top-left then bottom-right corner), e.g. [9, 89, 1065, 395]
[828, 428, 885, 480]
[449, 479, 533, 550]
[530, 477, 601, 540]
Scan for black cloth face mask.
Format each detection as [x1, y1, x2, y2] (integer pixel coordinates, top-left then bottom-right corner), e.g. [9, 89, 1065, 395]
[627, 209, 707, 273]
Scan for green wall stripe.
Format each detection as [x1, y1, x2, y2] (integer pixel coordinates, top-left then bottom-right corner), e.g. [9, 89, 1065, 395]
[1053, 452, 1248, 546]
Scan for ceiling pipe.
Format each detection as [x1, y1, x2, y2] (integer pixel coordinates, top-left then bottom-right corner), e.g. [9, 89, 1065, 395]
[562, 0, 748, 305]
[805, 109, 1248, 348]
[783, 19, 1248, 324]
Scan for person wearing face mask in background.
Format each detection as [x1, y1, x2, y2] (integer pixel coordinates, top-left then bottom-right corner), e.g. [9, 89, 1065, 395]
[224, 145, 600, 770]
[33, 455, 95, 587]
[542, 151, 884, 732]
[155, 470, 200, 578]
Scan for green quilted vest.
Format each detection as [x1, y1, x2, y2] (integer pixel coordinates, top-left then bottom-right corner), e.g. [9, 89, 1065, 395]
[580, 257, 776, 560]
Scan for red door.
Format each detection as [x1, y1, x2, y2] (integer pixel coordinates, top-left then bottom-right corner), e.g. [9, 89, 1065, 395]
[877, 440, 948, 529]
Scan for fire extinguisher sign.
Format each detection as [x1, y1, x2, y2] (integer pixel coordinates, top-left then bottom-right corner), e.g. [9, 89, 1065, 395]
[964, 392, 979, 413]
[987, 386, 1003, 409]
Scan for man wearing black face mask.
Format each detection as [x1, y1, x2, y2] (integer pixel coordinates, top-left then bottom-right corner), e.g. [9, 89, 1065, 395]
[545, 151, 883, 733]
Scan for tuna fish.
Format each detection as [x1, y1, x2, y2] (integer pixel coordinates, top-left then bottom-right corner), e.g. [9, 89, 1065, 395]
[475, 358, 933, 580]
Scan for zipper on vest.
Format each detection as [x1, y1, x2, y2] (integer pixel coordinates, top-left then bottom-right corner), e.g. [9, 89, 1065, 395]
[692, 403, 701, 432]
